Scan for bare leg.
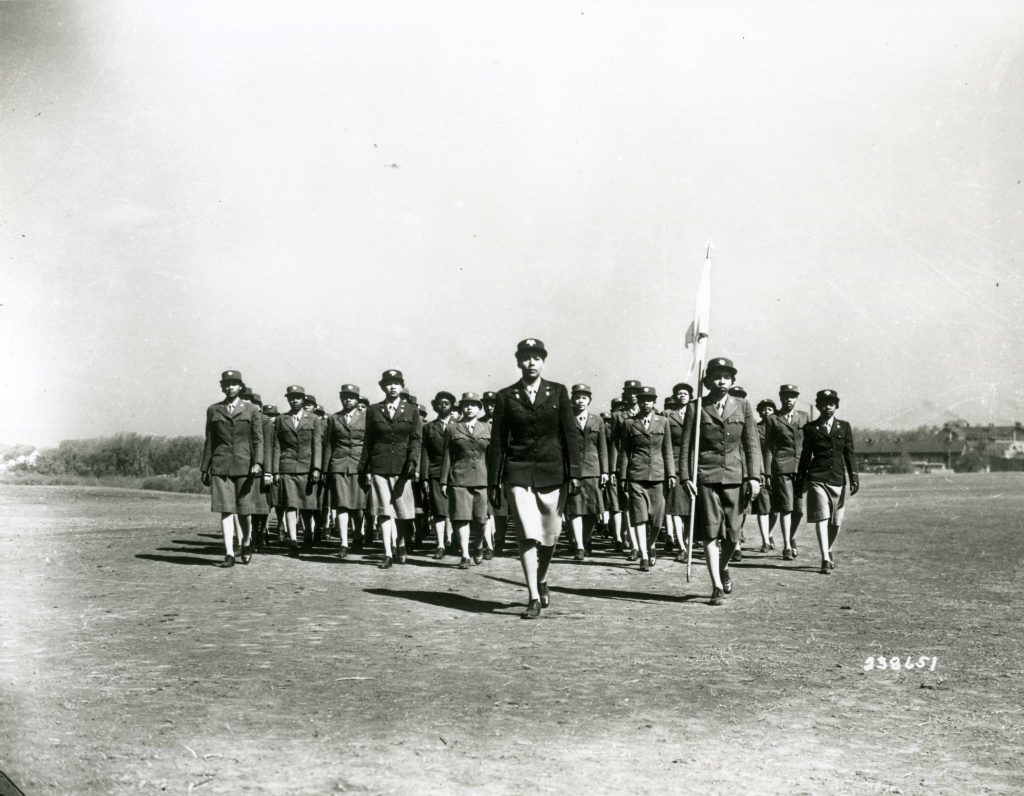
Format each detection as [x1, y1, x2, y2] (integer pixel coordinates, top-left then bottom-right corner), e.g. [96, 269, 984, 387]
[536, 543, 555, 586]
[570, 516, 585, 553]
[239, 515, 252, 547]
[455, 520, 471, 559]
[635, 521, 649, 565]
[520, 541, 540, 600]
[757, 514, 771, 546]
[814, 519, 830, 562]
[284, 509, 298, 542]
[780, 513, 793, 551]
[827, 522, 841, 554]
[703, 539, 724, 590]
[380, 517, 395, 558]
[337, 510, 350, 548]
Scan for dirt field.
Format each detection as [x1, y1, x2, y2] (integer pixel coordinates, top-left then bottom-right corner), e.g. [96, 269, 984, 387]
[1, 473, 1021, 795]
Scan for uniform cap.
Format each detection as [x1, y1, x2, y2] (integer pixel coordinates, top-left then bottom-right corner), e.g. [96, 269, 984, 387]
[250, 392, 262, 404]
[664, 396, 681, 409]
[600, 411, 611, 420]
[406, 394, 418, 406]
[622, 379, 642, 392]
[240, 386, 254, 399]
[459, 391, 483, 405]
[380, 369, 405, 385]
[637, 385, 657, 399]
[729, 385, 748, 398]
[570, 383, 592, 396]
[706, 357, 737, 377]
[285, 385, 306, 396]
[672, 382, 694, 395]
[779, 384, 800, 396]
[611, 399, 626, 411]
[220, 369, 243, 383]
[339, 384, 360, 397]
[515, 338, 548, 359]
[433, 390, 457, 405]
[303, 394, 318, 405]
[262, 404, 279, 415]
[482, 391, 497, 401]
[816, 389, 840, 403]
[417, 406, 427, 417]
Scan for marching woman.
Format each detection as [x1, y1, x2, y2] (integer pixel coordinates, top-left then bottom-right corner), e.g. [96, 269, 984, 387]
[664, 385, 693, 562]
[440, 392, 492, 569]
[358, 369, 423, 569]
[565, 384, 608, 561]
[201, 369, 264, 568]
[680, 358, 762, 605]
[754, 399, 779, 553]
[421, 391, 457, 560]
[272, 385, 323, 559]
[261, 403, 284, 541]
[796, 389, 859, 574]
[321, 384, 368, 559]
[487, 338, 581, 619]
[617, 386, 676, 572]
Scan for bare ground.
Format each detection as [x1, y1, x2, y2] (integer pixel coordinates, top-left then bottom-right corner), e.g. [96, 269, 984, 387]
[1, 473, 1022, 795]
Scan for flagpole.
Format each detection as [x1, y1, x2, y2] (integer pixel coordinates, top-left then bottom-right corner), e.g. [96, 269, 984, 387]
[684, 241, 712, 584]
[685, 359, 704, 583]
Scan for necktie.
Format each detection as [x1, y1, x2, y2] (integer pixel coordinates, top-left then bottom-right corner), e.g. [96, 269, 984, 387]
[292, 413, 300, 429]
[343, 413, 350, 427]
[227, 404, 235, 415]
[643, 416, 651, 431]
[786, 413, 793, 424]
[578, 415, 586, 431]
[387, 405, 396, 419]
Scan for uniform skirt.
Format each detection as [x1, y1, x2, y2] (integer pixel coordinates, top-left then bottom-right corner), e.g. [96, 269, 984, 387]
[604, 479, 620, 511]
[509, 485, 565, 546]
[753, 486, 772, 516]
[664, 482, 690, 516]
[695, 482, 743, 543]
[427, 478, 449, 517]
[806, 481, 846, 524]
[369, 475, 416, 520]
[565, 476, 604, 516]
[771, 474, 802, 513]
[627, 480, 666, 531]
[448, 485, 488, 523]
[210, 474, 255, 513]
[279, 473, 320, 510]
[326, 473, 366, 511]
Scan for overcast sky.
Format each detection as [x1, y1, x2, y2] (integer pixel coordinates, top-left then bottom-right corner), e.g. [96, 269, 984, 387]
[3, 1, 1022, 447]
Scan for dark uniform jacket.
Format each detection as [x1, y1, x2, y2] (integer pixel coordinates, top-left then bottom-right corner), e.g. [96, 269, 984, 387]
[487, 379, 582, 489]
[797, 416, 857, 487]
[201, 400, 264, 477]
[679, 396, 762, 485]
[618, 414, 676, 483]
[440, 420, 491, 488]
[607, 407, 639, 475]
[764, 410, 810, 475]
[566, 413, 608, 479]
[358, 399, 423, 478]
[272, 411, 323, 475]
[419, 418, 451, 481]
[321, 410, 366, 475]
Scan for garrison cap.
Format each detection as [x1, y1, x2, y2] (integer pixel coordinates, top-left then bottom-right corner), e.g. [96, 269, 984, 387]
[220, 369, 243, 383]
[622, 379, 642, 393]
[380, 369, 405, 385]
[779, 384, 800, 396]
[433, 390, 457, 405]
[672, 382, 694, 395]
[729, 385, 748, 398]
[515, 338, 548, 359]
[816, 389, 840, 403]
[459, 391, 482, 405]
[339, 384, 360, 397]
[285, 384, 306, 397]
[611, 399, 626, 411]
[637, 385, 657, 400]
[482, 391, 497, 402]
[262, 404, 279, 415]
[303, 394, 318, 405]
[706, 357, 737, 377]
[571, 383, 592, 396]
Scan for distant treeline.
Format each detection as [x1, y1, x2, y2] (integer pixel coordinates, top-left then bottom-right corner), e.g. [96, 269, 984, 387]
[25, 434, 205, 493]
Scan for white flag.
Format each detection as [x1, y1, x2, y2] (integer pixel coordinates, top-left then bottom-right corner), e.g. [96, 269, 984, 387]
[684, 251, 711, 383]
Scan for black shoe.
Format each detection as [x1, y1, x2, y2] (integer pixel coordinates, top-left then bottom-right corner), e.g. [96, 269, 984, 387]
[614, 541, 624, 554]
[820, 559, 831, 575]
[472, 552, 483, 565]
[709, 588, 725, 606]
[396, 547, 407, 564]
[720, 568, 733, 594]
[288, 542, 300, 559]
[829, 556, 836, 569]
[759, 543, 769, 553]
[483, 548, 494, 561]
[239, 546, 252, 565]
[791, 544, 799, 558]
[782, 548, 793, 561]
[338, 546, 348, 560]
[539, 582, 551, 608]
[627, 550, 639, 562]
[639, 558, 650, 572]
[458, 557, 470, 570]
[521, 599, 541, 619]
[768, 536, 776, 550]
[731, 549, 743, 562]
[649, 553, 657, 567]
[432, 546, 445, 560]
[217, 555, 235, 568]
[379, 556, 393, 569]
[574, 550, 585, 562]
